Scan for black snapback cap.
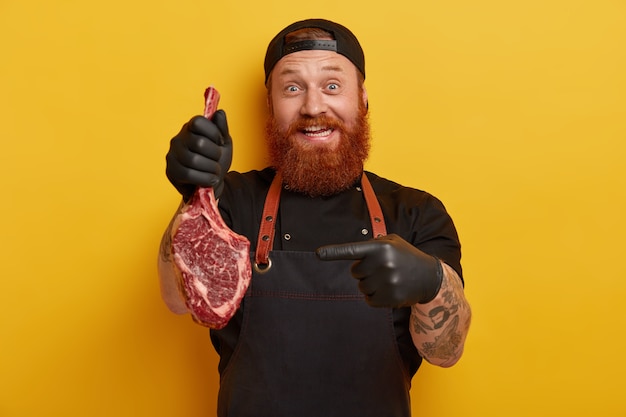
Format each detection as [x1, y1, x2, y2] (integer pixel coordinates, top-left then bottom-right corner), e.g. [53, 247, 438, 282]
[264, 18, 365, 84]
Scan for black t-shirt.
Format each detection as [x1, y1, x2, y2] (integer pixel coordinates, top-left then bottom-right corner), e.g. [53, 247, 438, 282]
[219, 167, 462, 278]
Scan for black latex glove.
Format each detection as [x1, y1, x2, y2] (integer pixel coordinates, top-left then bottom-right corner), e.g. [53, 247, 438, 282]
[316, 234, 443, 307]
[166, 110, 233, 201]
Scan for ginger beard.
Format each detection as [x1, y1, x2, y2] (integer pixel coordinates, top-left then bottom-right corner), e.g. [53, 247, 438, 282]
[265, 97, 370, 197]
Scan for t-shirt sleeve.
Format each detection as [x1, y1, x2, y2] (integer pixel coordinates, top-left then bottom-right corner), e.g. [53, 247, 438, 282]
[412, 194, 463, 282]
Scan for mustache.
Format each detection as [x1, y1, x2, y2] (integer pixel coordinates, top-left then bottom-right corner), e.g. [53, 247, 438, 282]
[286, 115, 345, 137]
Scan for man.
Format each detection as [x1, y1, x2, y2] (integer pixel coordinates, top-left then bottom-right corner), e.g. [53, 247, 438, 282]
[159, 18, 471, 417]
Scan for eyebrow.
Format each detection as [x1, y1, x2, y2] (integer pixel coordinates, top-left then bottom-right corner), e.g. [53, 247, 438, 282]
[278, 65, 345, 77]
[321, 65, 344, 73]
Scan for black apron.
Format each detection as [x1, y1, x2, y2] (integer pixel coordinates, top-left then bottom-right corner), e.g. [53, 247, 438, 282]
[216, 173, 412, 417]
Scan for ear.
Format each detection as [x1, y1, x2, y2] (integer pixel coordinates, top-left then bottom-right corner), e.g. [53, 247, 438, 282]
[361, 85, 369, 111]
[266, 91, 273, 115]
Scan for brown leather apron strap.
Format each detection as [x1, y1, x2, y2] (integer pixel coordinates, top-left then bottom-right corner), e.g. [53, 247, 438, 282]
[254, 171, 283, 272]
[254, 172, 387, 273]
[360, 173, 387, 238]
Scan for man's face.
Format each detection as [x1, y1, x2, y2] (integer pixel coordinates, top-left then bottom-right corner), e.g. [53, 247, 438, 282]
[266, 49, 370, 196]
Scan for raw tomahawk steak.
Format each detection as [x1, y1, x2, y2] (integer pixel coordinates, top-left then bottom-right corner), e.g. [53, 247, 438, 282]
[171, 86, 251, 329]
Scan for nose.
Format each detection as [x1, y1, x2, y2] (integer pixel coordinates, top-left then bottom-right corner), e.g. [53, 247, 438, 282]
[300, 89, 327, 117]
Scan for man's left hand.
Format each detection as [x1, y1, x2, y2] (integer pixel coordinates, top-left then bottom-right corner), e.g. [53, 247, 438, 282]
[316, 234, 443, 307]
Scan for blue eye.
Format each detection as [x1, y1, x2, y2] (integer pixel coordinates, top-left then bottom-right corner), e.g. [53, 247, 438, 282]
[328, 83, 339, 90]
[287, 86, 299, 92]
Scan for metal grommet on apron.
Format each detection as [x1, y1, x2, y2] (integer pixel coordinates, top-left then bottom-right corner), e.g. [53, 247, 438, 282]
[253, 171, 283, 273]
[217, 172, 412, 417]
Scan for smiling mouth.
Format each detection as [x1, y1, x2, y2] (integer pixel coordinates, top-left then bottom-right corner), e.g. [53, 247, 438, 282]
[302, 125, 334, 139]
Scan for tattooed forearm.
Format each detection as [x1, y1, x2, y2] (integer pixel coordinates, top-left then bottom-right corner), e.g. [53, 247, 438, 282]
[412, 300, 460, 335]
[420, 315, 461, 361]
[410, 262, 471, 367]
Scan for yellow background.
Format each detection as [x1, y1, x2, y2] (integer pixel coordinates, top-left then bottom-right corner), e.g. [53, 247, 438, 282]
[2, 0, 625, 415]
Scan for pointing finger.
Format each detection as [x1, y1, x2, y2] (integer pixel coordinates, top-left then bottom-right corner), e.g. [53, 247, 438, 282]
[316, 241, 381, 261]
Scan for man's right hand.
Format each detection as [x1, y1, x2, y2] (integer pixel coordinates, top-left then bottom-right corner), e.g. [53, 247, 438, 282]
[166, 110, 233, 201]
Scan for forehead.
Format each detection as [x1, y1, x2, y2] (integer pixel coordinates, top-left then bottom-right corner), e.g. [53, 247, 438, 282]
[271, 50, 358, 80]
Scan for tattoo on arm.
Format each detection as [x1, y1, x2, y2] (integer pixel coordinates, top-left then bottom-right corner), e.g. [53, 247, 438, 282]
[411, 262, 471, 364]
[420, 315, 461, 360]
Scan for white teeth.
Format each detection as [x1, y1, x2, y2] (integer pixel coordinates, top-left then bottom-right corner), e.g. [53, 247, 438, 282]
[303, 126, 333, 137]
